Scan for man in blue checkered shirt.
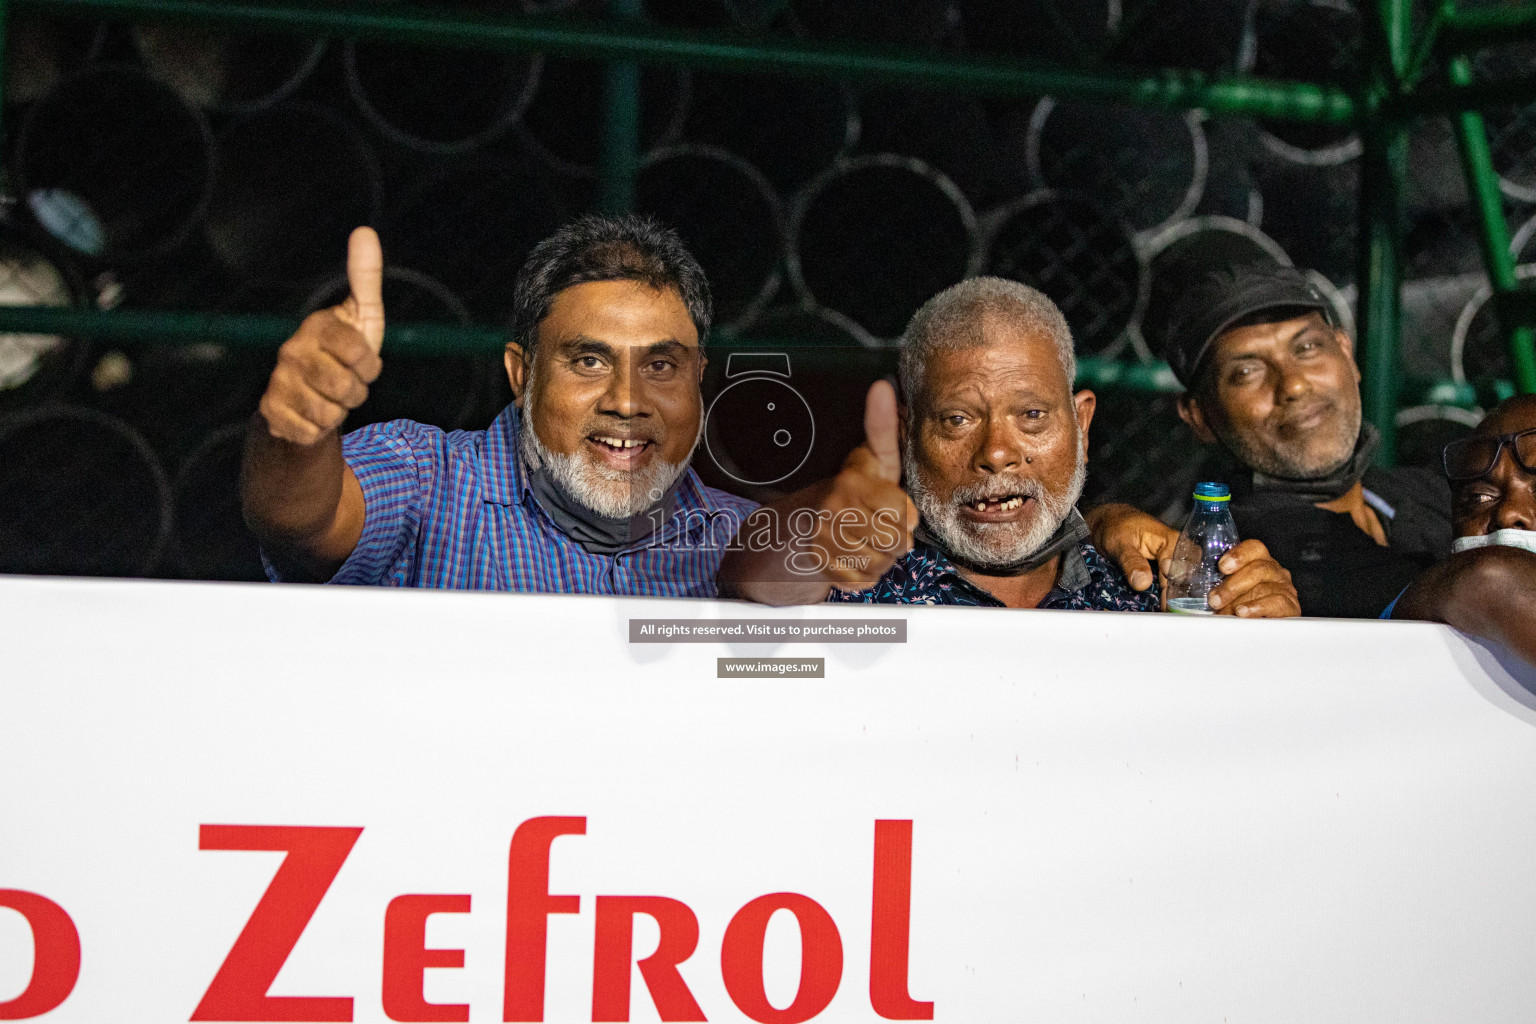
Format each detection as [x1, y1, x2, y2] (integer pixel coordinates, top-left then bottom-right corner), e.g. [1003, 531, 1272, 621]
[241, 216, 757, 595]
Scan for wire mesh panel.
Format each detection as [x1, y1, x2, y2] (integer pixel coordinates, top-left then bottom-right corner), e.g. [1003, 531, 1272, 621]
[1108, 0, 1253, 75]
[855, 87, 1006, 204]
[1401, 117, 1492, 386]
[1080, 388, 1203, 520]
[171, 421, 267, 581]
[0, 0, 1413, 580]
[1453, 264, 1536, 384]
[0, 405, 172, 577]
[959, 0, 1112, 63]
[636, 146, 785, 329]
[7, 14, 109, 105]
[981, 191, 1145, 359]
[345, 6, 540, 154]
[684, 72, 856, 193]
[204, 104, 384, 287]
[384, 146, 576, 325]
[1475, 37, 1536, 202]
[790, 0, 960, 48]
[959, 0, 1254, 72]
[84, 336, 275, 456]
[1253, 157, 1360, 285]
[132, 24, 327, 113]
[791, 155, 977, 340]
[1252, 0, 1362, 166]
[1394, 404, 1483, 471]
[17, 65, 215, 259]
[1029, 100, 1207, 234]
[1196, 117, 1267, 224]
[520, 60, 691, 176]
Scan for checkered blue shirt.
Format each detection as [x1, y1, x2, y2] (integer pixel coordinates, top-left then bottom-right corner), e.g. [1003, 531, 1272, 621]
[265, 406, 758, 595]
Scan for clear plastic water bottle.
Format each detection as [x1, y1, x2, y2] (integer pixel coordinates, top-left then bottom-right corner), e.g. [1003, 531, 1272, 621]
[1165, 482, 1239, 615]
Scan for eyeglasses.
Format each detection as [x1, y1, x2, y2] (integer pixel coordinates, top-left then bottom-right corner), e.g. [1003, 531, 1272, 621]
[1442, 428, 1536, 482]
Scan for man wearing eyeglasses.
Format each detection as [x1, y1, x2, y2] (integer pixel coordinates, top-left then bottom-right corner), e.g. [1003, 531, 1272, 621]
[1389, 395, 1536, 664]
[1154, 263, 1452, 617]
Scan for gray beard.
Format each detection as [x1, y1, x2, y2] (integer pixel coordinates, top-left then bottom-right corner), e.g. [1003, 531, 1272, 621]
[905, 435, 1087, 570]
[1217, 401, 1363, 481]
[518, 381, 696, 520]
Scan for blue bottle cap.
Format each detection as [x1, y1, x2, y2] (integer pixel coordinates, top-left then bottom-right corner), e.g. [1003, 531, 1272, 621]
[1193, 481, 1231, 501]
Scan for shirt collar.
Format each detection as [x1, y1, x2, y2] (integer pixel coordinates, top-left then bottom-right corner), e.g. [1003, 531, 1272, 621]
[915, 539, 1093, 600]
[480, 404, 727, 537]
[481, 404, 526, 507]
[1054, 541, 1092, 592]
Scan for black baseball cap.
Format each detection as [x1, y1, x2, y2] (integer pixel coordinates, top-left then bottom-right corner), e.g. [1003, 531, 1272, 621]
[1159, 262, 1336, 387]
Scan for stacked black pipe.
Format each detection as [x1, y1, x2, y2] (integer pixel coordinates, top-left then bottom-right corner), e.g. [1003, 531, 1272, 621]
[0, 0, 1496, 576]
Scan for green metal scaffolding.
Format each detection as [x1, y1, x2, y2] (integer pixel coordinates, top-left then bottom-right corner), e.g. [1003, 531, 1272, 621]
[3, 0, 1536, 464]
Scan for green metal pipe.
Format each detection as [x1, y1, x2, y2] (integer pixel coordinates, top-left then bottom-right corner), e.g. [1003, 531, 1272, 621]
[1382, 0, 1412, 83]
[1440, 2, 1536, 54]
[1449, 55, 1536, 394]
[0, 0, 9, 173]
[0, 303, 1492, 404]
[1353, 0, 1415, 467]
[17, 0, 1357, 122]
[1399, 0, 1536, 113]
[0, 304, 1193, 392]
[1407, 1, 1452, 87]
[598, 0, 642, 215]
[1356, 120, 1407, 466]
[598, 59, 641, 211]
[1073, 358, 1182, 394]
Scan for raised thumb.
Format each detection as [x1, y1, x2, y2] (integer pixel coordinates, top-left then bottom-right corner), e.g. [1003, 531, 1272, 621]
[863, 378, 901, 483]
[346, 226, 385, 353]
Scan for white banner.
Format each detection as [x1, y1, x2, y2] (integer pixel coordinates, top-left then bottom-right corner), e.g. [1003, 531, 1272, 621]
[3, 576, 1536, 1023]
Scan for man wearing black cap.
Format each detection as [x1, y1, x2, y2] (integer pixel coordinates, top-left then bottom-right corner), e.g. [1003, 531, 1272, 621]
[1157, 262, 1451, 618]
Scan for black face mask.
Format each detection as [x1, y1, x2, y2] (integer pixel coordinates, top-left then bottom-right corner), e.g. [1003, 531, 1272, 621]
[1230, 422, 1380, 506]
[527, 463, 685, 557]
[914, 507, 1090, 578]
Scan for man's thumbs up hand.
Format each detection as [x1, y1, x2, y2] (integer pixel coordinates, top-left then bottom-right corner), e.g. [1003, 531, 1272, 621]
[258, 227, 386, 445]
[810, 380, 918, 589]
[863, 374, 902, 483]
[339, 226, 385, 352]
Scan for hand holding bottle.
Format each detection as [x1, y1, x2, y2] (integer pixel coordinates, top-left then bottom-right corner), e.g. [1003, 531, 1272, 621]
[1166, 483, 1300, 617]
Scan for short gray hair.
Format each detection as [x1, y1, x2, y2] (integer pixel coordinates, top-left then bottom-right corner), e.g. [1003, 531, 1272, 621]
[898, 276, 1076, 410]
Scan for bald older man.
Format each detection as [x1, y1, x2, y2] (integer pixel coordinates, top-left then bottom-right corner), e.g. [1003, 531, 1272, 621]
[1391, 394, 1536, 665]
[719, 278, 1299, 615]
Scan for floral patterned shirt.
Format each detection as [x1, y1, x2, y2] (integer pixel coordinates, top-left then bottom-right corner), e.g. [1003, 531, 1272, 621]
[826, 540, 1161, 611]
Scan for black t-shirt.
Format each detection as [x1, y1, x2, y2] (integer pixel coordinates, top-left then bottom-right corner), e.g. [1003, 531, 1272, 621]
[1226, 466, 1451, 619]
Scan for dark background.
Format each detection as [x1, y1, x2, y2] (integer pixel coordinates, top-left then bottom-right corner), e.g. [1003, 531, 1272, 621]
[0, 0, 1522, 579]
